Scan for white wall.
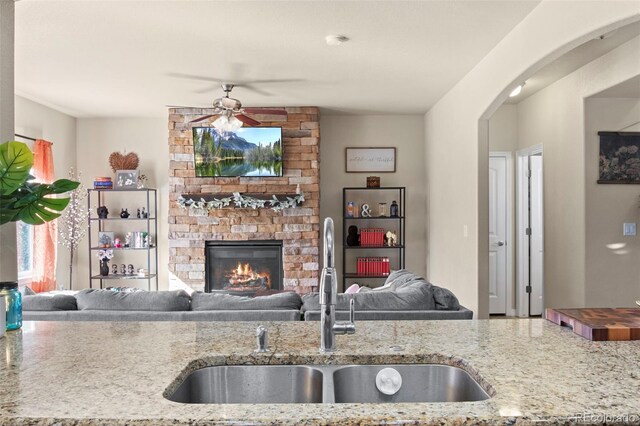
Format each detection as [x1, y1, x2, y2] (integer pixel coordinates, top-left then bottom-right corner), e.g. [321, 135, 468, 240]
[14, 95, 77, 288]
[516, 35, 640, 309]
[320, 115, 426, 289]
[424, 1, 640, 317]
[76, 118, 168, 290]
[584, 97, 640, 307]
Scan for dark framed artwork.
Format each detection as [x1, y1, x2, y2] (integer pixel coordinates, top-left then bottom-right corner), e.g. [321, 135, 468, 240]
[114, 169, 139, 189]
[598, 132, 640, 184]
[345, 147, 396, 173]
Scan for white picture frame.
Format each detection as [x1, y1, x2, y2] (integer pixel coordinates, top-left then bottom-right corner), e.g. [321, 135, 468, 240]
[345, 147, 396, 173]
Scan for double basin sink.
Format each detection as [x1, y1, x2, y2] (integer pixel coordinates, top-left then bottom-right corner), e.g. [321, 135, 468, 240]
[166, 364, 491, 404]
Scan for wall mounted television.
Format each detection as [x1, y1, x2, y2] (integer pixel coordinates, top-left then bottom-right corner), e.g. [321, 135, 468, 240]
[192, 127, 283, 177]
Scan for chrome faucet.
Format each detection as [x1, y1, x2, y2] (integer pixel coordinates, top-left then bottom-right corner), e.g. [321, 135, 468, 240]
[320, 217, 355, 353]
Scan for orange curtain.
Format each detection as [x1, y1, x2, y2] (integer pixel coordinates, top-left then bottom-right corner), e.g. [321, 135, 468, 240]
[31, 140, 57, 293]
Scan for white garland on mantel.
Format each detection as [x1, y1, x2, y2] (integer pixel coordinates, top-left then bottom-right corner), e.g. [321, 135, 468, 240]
[177, 192, 305, 212]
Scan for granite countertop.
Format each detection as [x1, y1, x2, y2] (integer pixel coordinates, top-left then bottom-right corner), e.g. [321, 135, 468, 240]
[1, 319, 639, 425]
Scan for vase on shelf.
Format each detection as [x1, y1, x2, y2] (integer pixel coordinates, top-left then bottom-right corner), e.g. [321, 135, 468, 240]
[100, 260, 110, 276]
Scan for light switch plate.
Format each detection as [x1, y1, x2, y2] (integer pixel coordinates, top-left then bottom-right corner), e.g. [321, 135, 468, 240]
[623, 223, 636, 236]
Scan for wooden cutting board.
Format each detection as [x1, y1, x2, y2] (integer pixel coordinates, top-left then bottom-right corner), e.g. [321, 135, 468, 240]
[545, 308, 640, 341]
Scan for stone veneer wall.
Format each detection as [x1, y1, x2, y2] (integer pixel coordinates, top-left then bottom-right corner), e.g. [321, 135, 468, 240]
[168, 107, 320, 293]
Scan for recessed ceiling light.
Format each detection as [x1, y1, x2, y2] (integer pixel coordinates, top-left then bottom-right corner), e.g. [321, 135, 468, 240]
[326, 35, 349, 46]
[509, 83, 525, 97]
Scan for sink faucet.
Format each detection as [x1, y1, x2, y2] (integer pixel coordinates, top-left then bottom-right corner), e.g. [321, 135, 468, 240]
[320, 217, 355, 353]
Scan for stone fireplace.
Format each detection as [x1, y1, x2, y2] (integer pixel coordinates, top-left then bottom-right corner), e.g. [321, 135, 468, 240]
[205, 240, 283, 295]
[168, 107, 320, 294]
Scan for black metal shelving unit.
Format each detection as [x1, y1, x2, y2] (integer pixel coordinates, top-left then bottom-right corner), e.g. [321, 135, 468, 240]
[87, 188, 159, 291]
[342, 187, 406, 288]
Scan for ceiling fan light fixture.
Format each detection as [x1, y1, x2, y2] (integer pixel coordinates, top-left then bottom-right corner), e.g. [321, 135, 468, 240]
[213, 115, 243, 133]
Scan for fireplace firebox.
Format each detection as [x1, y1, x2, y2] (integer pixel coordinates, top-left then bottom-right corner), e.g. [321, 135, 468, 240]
[205, 240, 283, 295]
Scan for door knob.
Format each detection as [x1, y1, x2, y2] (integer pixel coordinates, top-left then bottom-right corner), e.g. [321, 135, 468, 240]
[497, 241, 505, 246]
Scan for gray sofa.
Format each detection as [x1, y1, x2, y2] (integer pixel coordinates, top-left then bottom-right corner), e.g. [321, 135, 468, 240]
[302, 270, 472, 321]
[23, 289, 303, 322]
[22, 270, 472, 321]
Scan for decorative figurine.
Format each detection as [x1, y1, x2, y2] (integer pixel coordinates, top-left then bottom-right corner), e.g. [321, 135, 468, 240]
[114, 237, 122, 248]
[127, 264, 135, 275]
[346, 225, 359, 247]
[141, 207, 148, 219]
[97, 206, 109, 219]
[120, 208, 130, 219]
[361, 203, 372, 218]
[111, 264, 118, 275]
[136, 208, 141, 218]
[385, 230, 398, 247]
[121, 264, 126, 275]
[124, 232, 132, 248]
[346, 201, 355, 218]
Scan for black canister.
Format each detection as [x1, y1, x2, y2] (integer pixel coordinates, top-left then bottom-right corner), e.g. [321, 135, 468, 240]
[390, 200, 399, 217]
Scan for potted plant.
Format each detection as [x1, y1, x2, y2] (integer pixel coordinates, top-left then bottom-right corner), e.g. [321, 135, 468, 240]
[0, 141, 80, 281]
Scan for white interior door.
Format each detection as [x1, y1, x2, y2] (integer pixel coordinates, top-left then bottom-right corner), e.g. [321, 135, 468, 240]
[489, 155, 507, 314]
[529, 155, 544, 315]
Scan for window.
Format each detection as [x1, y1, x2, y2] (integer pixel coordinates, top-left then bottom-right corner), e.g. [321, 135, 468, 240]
[16, 222, 33, 285]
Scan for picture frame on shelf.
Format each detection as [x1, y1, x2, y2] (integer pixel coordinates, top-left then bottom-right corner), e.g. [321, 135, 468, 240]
[98, 232, 115, 248]
[115, 169, 139, 189]
[345, 147, 396, 173]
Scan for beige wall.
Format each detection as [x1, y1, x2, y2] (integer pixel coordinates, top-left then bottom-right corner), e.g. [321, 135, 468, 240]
[584, 97, 640, 307]
[488, 105, 518, 152]
[488, 104, 518, 312]
[424, 2, 640, 318]
[15, 95, 77, 288]
[76, 118, 168, 290]
[320, 115, 426, 290]
[516, 35, 640, 309]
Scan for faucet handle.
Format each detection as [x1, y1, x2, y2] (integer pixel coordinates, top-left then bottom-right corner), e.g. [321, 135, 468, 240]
[334, 298, 356, 335]
[254, 325, 269, 353]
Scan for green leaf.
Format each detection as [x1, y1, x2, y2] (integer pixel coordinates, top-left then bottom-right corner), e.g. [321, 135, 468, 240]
[16, 197, 70, 225]
[0, 141, 34, 196]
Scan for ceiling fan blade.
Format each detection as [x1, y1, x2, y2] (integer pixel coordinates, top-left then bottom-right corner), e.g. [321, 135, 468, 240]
[244, 108, 288, 116]
[167, 72, 225, 83]
[190, 115, 216, 123]
[235, 114, 261, 126]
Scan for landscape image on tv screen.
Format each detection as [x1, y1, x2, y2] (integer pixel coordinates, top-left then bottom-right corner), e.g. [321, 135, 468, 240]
[192, 127, 283, 177]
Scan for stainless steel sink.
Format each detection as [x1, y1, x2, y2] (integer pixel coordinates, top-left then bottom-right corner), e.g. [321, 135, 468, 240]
[166, 365, 324, 404]
[331, 364, 490, 403]
[166, 364, 490, 404]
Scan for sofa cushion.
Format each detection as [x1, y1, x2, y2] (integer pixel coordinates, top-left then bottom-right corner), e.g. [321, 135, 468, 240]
[432, 285, 461, 310]
[23, 294, 77, 311]
[301, 281, 436, 312]
[191, 291, 302, 311]
[76, 289, 190, 311]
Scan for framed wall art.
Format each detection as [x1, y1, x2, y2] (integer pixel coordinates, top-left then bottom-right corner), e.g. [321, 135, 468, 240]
[115, 169, 139, 189]
[345, 147, 396, 173]
[597, 132, 640, 184]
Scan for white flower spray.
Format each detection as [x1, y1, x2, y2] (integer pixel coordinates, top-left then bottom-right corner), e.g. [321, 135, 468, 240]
[58, 168, 88, 290]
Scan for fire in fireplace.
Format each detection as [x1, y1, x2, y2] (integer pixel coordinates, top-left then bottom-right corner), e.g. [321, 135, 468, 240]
[205, 240, 283, 295]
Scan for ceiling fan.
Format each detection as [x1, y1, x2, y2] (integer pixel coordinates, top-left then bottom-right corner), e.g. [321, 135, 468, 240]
[181, 84, 287, 131]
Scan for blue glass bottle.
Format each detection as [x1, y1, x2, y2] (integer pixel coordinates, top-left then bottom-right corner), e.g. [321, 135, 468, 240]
[0, 282, 22, 331]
